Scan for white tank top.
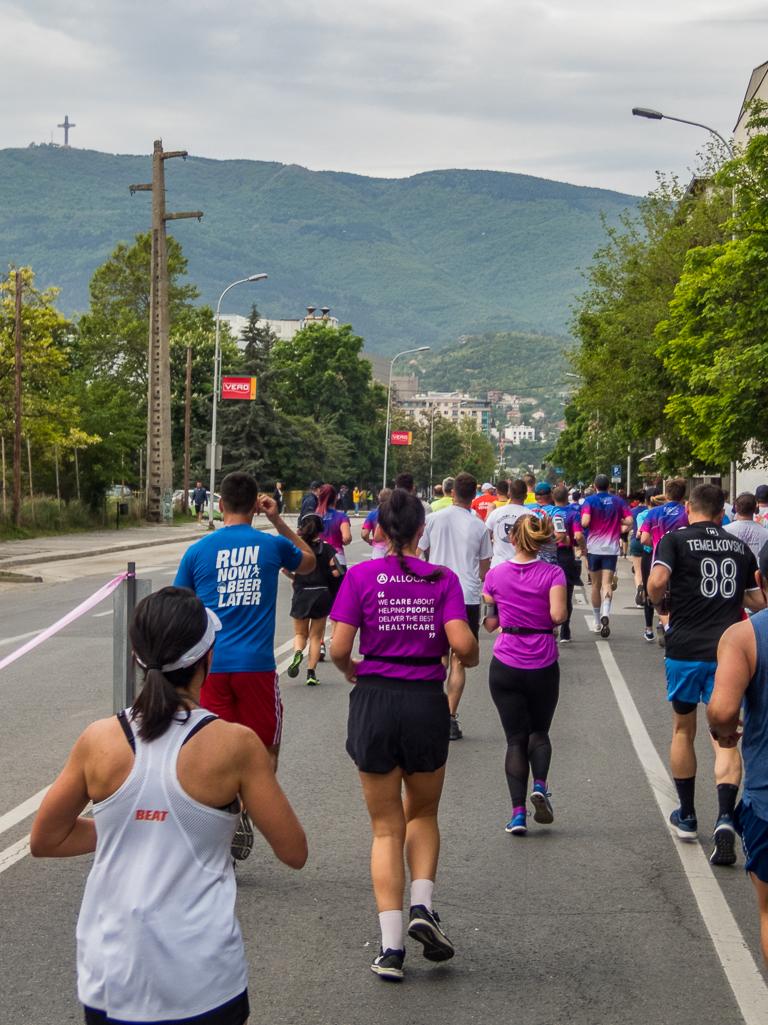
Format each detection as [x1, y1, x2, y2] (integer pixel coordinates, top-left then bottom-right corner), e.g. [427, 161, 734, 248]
[76, 708, 248, 1021]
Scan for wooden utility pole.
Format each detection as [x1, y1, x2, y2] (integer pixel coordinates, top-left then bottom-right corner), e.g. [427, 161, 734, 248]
[183, 344, 192, 515]
[54, 440, 61, 509]
[26, 436, 35, 522]
[1, 437, 6, 517]
[129, 141, 202, 523]
[13, 270, 22, 528]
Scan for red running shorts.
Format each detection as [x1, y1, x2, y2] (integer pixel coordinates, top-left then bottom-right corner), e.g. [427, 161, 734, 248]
[201, 671, 283, 747]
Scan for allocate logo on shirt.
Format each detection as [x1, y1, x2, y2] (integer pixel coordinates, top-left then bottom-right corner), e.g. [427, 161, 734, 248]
[135, 809, 169, 821]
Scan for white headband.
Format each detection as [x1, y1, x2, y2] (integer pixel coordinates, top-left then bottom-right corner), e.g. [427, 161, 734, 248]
[136, 608, 222, 673]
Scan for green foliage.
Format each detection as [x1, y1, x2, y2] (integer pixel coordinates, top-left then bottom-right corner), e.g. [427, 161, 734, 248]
[0, 496, 104, 541]
[78, 231, 200, 389]
[657, 102, 768, 467]
[0, 147, 638, 349]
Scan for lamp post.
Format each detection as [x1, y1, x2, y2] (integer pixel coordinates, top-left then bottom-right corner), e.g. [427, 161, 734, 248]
[631, 107, 734, 159]
[382, 346, 430, 488]
[208, 274, 268, 530]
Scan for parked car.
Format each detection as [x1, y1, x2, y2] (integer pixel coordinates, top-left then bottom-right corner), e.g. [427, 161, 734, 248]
[107, 485, 134, 498]
[172, 490, 222, 515]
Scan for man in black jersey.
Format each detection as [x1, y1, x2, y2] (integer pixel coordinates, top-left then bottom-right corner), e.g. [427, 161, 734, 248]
[648, 484, 765, 864]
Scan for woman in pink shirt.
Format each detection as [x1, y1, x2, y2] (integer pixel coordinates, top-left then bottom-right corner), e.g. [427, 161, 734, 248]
[482, 514, 567, 836]
[331, 490, 478, 982]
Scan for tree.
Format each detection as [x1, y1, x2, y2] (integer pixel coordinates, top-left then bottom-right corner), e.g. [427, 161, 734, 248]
[457, 419, 495, 481]
[657, 102, 768, 467]
[78, 232, 200, 391]
[271, 322, 387, 483]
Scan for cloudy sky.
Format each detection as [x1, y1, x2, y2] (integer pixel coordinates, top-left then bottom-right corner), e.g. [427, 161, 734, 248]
[2, 0, 766, 196]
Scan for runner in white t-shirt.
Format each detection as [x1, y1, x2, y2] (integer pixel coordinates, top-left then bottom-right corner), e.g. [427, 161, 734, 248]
[724, 493, 768, 558]
[485, 478, 532, 569]
[418, 472, 492, 740]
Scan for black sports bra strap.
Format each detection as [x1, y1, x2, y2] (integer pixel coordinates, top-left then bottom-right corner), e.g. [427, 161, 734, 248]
[181, 714, 218, 746]
[116, 710, 135, 753]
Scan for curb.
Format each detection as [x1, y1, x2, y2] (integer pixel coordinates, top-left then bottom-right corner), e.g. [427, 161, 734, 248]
[0, 533, 204, 571]
[0, 571, 44, 583]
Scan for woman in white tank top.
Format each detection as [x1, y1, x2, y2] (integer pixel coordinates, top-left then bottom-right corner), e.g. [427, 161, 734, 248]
[31, 587, 308, 1025]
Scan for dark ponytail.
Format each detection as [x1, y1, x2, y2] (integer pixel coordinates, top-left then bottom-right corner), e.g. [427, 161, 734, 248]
[298, 513, 323, 546]
[377, 489, 443, 583]
[129, 586, 209, 742]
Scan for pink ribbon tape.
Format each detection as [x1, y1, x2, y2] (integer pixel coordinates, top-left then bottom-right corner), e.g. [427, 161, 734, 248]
[0, 572, 130, 673]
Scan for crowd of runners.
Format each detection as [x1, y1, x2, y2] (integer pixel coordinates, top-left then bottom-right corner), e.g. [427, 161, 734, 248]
[28, 467, 768, 1020]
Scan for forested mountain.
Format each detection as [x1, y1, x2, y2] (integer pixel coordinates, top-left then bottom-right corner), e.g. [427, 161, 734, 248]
[0, 146, 637, 353]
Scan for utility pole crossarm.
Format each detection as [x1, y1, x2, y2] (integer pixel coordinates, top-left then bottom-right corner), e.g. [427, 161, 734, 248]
[129, 184, 153, 194]
[164, 211, 204, 221]
[162, 151, 188, 161]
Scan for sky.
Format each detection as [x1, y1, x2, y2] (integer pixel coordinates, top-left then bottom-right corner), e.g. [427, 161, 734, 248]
[1, 0, 767, 196]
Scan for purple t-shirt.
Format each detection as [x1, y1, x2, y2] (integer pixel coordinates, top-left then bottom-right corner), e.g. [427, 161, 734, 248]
[642, 502, 688, 553]
[581, 493, 631, 556]
[320, 509, 350, 557]
[330, 555, 467, 680]
[484, 560, 566, 669]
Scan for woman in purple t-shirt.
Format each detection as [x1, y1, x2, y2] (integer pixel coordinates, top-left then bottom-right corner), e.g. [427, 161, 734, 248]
[331, 490, 478, 982]
[482, 514, 567, 837]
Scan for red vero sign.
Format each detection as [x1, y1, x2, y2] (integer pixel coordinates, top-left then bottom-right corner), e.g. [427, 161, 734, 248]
[222, 377, 257, 400]
[390, 430, 412, 445]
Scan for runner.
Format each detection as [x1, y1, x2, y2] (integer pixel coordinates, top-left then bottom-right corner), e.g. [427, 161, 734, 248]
[431, 484, 444, 505]
[330, 489, 479, 981]
[317, 484, 352, 660]
[284, 514, 341, 686]
[551, 484, 586, 644]
[647, 483, 764, 862]
[493, 480, 510, 507]
[471, 483, 497, 521]
[362, 488, 392, 559]
[640, 478, 688, 646]
[485, 479, 532, 570]
[192, 480, 208, 527]
[578, 474, 632, 638]
[529, 482, 559, 565]
[523, 474, 537, 506]
[629, 490, 650, 605]
[756, 485, 768, 527]
[638, 495, 664, 642]
[431, 478, 454, 511]
[482, 515, 567, 835]
[418, 472, 492, 740]
[30, 586, 307, 1025]
[709, 546, 768, 965]
[299, 481, 321, 522]
[174, 472, 316, 766]
[395, 472, 433, 516]
[723, 493, 768, 557]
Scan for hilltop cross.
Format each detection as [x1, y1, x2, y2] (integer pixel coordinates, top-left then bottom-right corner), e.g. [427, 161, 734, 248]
[57, 116, 75, 146]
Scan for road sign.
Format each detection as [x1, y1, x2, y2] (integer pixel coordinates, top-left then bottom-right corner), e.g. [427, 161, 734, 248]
[611, 464, 621, 482]
[222, 376, 257, 400]
[205, 444, 222, 469]
[390, 430, 413, 445]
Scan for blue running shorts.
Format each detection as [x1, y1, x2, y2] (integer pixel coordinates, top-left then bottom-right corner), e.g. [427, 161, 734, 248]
[734, 801, 768, 884]
[587, 554, 618, 573]
[665, 659, 717, 706]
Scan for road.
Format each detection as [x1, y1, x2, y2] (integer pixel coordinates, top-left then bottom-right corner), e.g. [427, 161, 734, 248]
[1, 534, 768, 1024]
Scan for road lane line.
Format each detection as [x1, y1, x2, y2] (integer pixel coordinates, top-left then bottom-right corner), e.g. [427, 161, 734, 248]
[0, 786, 51, 837]
[0, 629, 44, 648]
[0, 835, 30, 875]
[92, 610, 114, 618]
[598, 643, 768, 1024]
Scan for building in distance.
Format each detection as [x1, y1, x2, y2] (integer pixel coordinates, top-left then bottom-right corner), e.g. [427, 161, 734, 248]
[400, 391, 491, 436]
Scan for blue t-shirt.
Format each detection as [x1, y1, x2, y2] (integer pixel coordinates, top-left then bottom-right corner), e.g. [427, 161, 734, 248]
[174, 524, 303, 673]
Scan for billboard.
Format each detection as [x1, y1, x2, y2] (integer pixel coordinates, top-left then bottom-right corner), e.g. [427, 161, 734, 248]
[222, 377, 257, 400]
[390, 430, 413, 445]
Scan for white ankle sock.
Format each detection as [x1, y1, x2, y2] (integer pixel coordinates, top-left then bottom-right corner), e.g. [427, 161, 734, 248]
[379, 910, 403, 952]
[601, 599, 611, 619]
[410, 878, 434, 911]
[593, 608, 601, 625]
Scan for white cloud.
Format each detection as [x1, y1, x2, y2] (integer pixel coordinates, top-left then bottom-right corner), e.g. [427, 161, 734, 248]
[1, 0, 766, 193]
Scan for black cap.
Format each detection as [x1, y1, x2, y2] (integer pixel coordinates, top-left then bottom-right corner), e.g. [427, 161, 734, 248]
[756, 485, 768, 503]
[310, 481, 321, 489]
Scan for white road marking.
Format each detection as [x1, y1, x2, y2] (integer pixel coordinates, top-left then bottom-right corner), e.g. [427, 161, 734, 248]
[0, 835, 30, 875]
[0, 629, 44, 648]
[598, 643, 768, 1024]
[92, 610, 114, 618]
[0, 786, 51, 837]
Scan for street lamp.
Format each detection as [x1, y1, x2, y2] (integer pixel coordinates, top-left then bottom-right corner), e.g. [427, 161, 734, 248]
[382, 346, 430, 488]
[208, 274, 268, 529]
[632, 107, 734, 159]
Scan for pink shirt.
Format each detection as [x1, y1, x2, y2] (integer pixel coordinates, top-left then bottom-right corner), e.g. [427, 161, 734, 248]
[330, 555, 467, 681]
[483, 559, 565, 669]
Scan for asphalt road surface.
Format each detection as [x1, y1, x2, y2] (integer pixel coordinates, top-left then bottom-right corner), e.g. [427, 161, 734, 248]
[2, 536, 768, 1024]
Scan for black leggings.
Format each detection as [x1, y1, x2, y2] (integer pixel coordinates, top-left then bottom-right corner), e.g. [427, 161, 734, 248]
[488, 656, 560, 807]
[640, 550, 654, 629]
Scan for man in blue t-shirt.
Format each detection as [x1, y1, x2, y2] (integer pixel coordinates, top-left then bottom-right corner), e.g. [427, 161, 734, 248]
[175, 471, 315, 761]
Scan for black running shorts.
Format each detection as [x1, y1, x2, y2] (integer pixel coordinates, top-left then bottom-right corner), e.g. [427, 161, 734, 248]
[84, 990, 249, 1025]
[465, 604, 480, 640]
[347, 674, 450, 775]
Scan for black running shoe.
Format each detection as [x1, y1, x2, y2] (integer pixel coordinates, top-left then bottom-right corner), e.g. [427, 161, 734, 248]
[407, 906, 455, 962]
[657, 624, 666, 649]
[370, 948, 405, 980]
[231, 809, 253, 862]
[449, 714, 463, 740]
[710, 815, 737, 866]
[635, 584, 645, 607]
[318, 642, 326, 662]
[306, 669, 319, 686]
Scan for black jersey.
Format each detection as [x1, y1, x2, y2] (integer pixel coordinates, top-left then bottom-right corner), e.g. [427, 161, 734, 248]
[655, 520, 759, 662]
